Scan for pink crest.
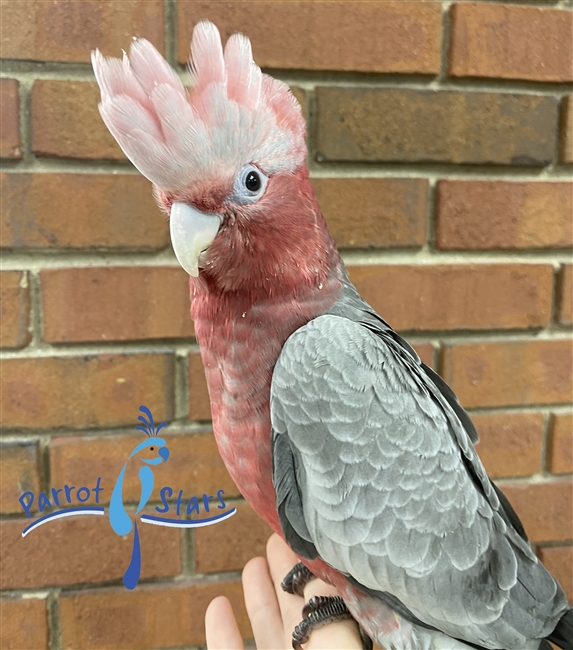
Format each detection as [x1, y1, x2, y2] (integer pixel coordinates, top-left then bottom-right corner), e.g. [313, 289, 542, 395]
[91, 22, 306, 192]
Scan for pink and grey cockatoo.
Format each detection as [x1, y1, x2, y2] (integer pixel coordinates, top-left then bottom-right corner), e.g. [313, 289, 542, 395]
[92, 22, 572, 650]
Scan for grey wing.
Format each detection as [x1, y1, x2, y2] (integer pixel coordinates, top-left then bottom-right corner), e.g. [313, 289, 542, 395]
[270, 315, 567, 649]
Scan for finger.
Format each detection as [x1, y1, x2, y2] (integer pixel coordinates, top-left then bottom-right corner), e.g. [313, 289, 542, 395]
[265, 534, 309, 646]
[205, 596, 244, 650]
[242, 556, 285, 649]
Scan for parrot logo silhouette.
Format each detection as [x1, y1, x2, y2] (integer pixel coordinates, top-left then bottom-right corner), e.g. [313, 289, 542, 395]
[109, 406, 170, 589]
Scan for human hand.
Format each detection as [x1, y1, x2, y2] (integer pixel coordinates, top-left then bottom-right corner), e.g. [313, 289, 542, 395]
[205, 533, 363, 649]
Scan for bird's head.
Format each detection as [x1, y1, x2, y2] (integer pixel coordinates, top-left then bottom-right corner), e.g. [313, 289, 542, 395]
[129, 437, 170, 466]
[92, 21, 339, 298]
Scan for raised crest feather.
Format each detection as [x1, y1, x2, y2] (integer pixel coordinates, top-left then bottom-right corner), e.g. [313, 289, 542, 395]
[92, 21, 306, 192]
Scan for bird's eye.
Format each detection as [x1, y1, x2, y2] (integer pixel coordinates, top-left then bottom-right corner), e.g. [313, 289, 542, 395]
[150, 447, 154, 451]
[230, 164, 268, 205]
[245, 171, 261, 192]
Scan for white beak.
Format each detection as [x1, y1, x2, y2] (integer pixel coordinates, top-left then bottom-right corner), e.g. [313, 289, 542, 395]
[169, 202, 222, 277]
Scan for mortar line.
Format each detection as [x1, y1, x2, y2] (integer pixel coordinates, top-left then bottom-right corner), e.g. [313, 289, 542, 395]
[3, 248, 573, 272]
[47, 588, 62, 650]
[175, 350, 190, 421]
[540, 411, 553, 475]
[1, 328, 571, 364]
[17, 75, 33, 164]
[3, 63, 573, 96]
[0, 422, 213, 443]
[3, 156, 573, 178]
[164, 0, 178, 67]
[437, 1, 453, 85]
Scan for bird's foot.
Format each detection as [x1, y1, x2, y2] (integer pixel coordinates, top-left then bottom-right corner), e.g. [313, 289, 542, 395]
[292, 595, 373, 650]
[281, 561, 315, 597]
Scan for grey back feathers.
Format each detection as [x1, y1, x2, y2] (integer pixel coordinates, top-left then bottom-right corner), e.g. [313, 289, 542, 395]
[270, 276, 569, 650]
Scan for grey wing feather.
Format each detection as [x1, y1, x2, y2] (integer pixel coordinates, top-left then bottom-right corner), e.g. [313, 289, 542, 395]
[270, 308, 567, 650]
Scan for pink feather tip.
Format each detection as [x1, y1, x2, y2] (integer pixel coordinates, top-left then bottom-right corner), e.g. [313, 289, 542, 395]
[91, 21, 306, 192]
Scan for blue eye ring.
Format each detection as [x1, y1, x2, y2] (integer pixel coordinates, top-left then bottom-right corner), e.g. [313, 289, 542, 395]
[230, 164, 268, 205]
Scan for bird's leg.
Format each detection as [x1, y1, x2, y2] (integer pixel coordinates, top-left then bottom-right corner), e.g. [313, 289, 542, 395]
[291, 595, 373, 650]
[282, 565, 373, 650]
[281, 562, 316, 597]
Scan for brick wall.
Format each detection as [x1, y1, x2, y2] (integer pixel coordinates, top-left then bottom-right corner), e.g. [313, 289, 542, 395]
[1, 1, 572, 649]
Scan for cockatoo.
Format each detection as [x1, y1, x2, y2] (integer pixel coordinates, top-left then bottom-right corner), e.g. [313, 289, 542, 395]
[92, 22, 572, 650]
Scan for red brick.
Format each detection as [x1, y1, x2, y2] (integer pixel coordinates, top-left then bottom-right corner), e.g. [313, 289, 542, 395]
[316, 88, 558, 166]
[0, 271, 30, 348]
[0, 79, 21, 159]
[561, 96, 573, 163]
[32, 81, 124, 159]
[49, 432, 239, 506]
[1, 0, 164, 63]
[538, 546, 573, 601]
[442, 340, 573, 409]
[450, 4, 573, 83]
[547, 413, 573, 475]
[0, 442, 42, 515]
[179, 2, 441, 74]
[558, 265, 573, 326]
[1, 354, 173, 429]
[472, 413, 544, 479]
[500, 481, 572, 544]
[436, 181, 573, 250]
[349, 264, 553, 332]
[312, 178, 427, 249]
[189, 352, 212, 421]
[60, 580, 251, 649]
[0, 172, 168, 250]
[41, 267, 193, 343]
[0, 513, 180, 589]
[412, 343, 435, 368]
[0, 598, 49, 650]
[195, 501, 272, 574]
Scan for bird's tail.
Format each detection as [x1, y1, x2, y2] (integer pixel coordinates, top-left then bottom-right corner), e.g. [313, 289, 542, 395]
[546, 608, 573, 650]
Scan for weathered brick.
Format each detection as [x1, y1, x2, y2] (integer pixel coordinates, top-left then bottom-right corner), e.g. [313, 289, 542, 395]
[41, 267, 193, 343]
[348, 264, 553, 332]
[547, 413, 573, 475]
[179, 2, 441, 74]
[312, 178, 427, 249]
[49, 432, 239, 506]
[538, 546, 573, 601]
[501, 481, 572, 544]
[441, 340, 573, 409]
[316, 88, 557, 166]
[450, 4, 573, 83]
[435, 181, 573, 250]
[32, 81, 124, 159]
[0, 172, 168, 250]
[0, 513, 180, 589]
[558, 265, 573, 326]
[472, 413, 544, 479]
[561, 96, 573, 163]
[0, 79, 21, 159]
[0, 597, 49, 650]
[1, 0, 164, 63]
[0, 442, 42, 515]
[0, 271, 30, 348]
[189, 352, 212, 421]
[2, 354, 173, 429]
[60, 580, 251, 649]
[195, 501, 272, 574]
